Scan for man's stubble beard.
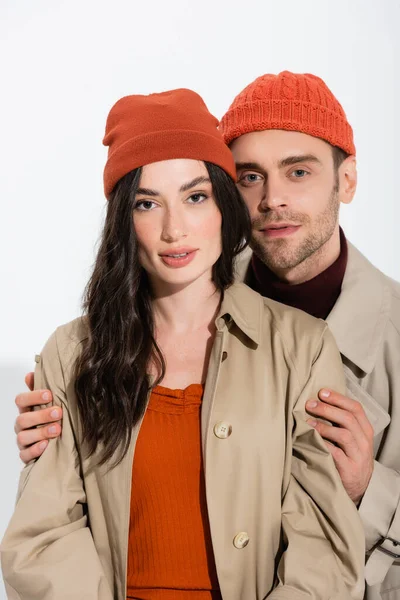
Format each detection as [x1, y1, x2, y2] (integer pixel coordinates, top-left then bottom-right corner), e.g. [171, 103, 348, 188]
[250, 182, 340, 273]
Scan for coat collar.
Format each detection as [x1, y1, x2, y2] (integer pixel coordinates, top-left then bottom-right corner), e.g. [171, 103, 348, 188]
[326, 242, 391, 374]
[216, 282, 263, 345]
[234, 243, 391, 374]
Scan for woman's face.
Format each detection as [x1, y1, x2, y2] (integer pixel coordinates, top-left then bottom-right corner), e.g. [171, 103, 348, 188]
[133, 159, 222, 290]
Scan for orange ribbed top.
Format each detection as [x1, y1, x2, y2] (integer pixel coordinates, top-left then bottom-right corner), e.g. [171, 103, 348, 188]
[126, 384, 221, 600]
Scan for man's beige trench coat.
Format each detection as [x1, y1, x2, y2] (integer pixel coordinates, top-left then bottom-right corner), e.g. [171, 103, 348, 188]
[1, 283, 365, 600]
[237, 242, 400, 600]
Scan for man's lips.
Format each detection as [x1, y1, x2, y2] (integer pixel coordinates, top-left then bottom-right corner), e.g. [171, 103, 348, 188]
[259, 224, 301, 238]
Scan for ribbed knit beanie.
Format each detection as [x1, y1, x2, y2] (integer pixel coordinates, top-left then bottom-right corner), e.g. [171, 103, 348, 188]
[103, 88, 236, 198]
[220, 71, 355, 155]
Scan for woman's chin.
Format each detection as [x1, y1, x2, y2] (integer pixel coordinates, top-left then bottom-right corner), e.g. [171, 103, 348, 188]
[148, 266, 214, 292]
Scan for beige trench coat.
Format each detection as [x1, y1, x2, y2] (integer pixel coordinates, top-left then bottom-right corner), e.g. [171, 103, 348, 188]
[1, 283, 365, 599]
[237, 242, 400, 600]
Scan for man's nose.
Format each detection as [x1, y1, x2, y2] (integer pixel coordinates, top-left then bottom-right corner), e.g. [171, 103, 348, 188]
[259, 178, 288, 211]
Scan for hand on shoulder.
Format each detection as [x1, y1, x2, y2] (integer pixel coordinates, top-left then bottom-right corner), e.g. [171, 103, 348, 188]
[14, 372, 62, 464]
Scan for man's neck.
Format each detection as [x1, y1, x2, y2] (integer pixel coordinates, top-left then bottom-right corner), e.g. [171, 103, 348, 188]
[271, 226, 341, 285]
[247, 227, 348, 320]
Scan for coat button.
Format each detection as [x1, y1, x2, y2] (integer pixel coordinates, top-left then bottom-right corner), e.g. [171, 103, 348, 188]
[233, 532, 249, 549]
[34, 354, 41, 363]
[213, 421, 232, 439]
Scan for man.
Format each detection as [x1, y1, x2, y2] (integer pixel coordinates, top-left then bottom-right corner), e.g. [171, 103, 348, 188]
[13, 72, 400, 599]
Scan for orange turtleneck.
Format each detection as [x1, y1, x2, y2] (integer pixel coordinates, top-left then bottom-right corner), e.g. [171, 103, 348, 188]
[126, 384, 221, 600]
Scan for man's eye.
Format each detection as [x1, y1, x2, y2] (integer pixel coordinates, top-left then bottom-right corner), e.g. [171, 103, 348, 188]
[291, 169, 308, 178]
[134, 200, 156, 211]
[239, 173, 262, 184]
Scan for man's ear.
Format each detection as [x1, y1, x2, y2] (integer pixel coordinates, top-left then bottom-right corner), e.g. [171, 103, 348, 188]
[339, 155, 357, 205]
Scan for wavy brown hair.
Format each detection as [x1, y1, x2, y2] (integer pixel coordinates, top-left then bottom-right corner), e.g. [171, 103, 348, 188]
[74, 162, 251, 465]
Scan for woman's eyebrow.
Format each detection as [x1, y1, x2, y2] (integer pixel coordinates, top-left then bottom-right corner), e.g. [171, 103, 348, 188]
[136, 177, 211, 196]
[179, 176, 211, 192]
[136, 187, 159, 196]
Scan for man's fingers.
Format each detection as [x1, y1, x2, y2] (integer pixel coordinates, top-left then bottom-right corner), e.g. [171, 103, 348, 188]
[323, 439, 348, 467]
[24, 372, 35, 391]
[317, 389, 374, 437]
[14, 405, 62, 434]
[305, 398, 369, 450]
[16, 422, 61, 450]
[307, 391, 375, 504]
[19, 441, 48, 465]
[15, 390, 53, 413]
[308, 419, 360, 459]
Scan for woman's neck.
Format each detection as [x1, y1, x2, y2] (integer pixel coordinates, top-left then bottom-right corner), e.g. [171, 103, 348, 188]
[151, 271, 221, 335]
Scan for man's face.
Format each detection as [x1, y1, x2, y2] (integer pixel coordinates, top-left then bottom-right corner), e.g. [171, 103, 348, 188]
[231, 129, 350, 276]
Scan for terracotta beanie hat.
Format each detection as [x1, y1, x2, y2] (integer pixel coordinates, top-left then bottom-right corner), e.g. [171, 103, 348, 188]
[103, 88, 236, 198]
[220, 71, 355, 155]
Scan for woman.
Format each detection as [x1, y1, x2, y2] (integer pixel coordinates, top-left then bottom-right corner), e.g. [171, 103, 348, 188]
[1, 88, 364, 599]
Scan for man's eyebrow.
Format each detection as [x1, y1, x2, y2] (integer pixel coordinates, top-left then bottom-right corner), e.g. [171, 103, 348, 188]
[179, 176, 211, 192]
[278, 154, 322, 168]
[235, 161, 265, 173]
[136, 187, 159, 196]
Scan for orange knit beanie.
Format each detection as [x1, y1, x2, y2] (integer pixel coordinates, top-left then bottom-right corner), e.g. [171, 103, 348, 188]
[220, 71, 355, 155]
[103, 88, 236, 198]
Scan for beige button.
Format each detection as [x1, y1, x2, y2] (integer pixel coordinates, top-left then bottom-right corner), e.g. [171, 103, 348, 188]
[233, 532, 249, 549]
[213, 421, 232, 439]
[34, 354, 41, 363]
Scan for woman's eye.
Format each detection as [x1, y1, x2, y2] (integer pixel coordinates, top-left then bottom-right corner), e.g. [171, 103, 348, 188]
[187, 193, 207, 204]
[134, 200, 156, 211]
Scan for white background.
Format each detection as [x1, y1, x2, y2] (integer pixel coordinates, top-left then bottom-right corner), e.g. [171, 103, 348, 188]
[1, 0, 399, 596]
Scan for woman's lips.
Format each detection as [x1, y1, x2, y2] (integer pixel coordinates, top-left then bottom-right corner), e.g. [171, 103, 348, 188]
[159, 249, 198, 268]
[261, 225, 301, 238]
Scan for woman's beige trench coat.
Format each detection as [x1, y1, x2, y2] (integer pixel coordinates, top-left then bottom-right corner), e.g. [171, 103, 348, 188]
[1, 283, 365, 600]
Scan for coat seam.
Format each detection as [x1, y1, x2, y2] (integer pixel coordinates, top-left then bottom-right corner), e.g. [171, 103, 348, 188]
[389, 315, 400, 338]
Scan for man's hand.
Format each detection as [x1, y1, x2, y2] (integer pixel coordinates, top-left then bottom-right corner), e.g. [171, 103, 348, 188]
[15, 372, 62, 464]
[306, 389, 374, 505]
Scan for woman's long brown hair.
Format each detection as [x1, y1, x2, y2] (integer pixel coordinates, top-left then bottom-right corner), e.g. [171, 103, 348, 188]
[74, 162, 251, 465]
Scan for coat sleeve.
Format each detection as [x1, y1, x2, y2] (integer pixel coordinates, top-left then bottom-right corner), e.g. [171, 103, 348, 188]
[268, 326, 365, 600]
[359, 461, 400, 586]
[0, 331, 113, 600]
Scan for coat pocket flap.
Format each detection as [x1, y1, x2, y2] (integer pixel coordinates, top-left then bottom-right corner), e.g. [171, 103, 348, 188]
[345, 372, 391, 436]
